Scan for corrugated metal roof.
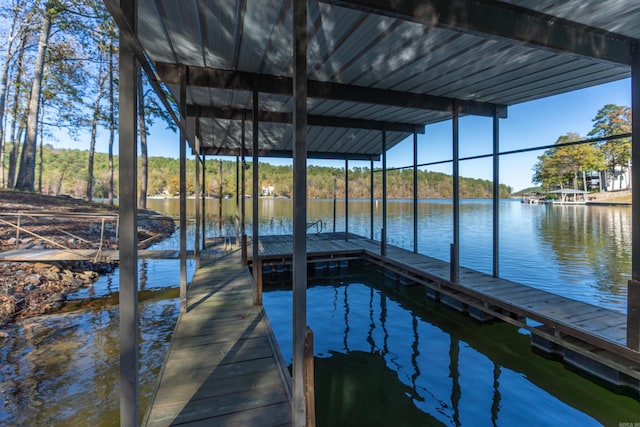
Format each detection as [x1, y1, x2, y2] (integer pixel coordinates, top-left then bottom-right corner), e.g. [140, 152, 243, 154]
[135, 0, 638, 158]
[500, 0, 640, 40]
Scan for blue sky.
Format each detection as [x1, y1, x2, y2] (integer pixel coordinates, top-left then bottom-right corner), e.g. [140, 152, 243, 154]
[52, 78, 631, 193]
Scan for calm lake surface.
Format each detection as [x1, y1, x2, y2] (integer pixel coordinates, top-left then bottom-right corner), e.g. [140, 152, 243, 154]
[0, 198, 636, 425]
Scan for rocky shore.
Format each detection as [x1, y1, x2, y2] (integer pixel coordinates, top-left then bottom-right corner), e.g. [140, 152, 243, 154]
[0, 190, 175, 326]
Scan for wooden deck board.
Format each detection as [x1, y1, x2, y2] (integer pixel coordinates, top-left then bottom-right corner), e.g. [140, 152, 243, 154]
[145, 250, 292, 427]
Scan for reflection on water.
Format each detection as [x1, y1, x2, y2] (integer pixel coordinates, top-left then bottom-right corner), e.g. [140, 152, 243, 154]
[263, 265, 640, 426]
[162, 198, 631, 312]
[0, 259, 193, 426]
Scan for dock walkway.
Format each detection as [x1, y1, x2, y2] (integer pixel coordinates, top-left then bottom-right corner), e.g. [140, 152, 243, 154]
[0, 249, 194, 262]
[249, 232, 640, 391]
[144, 249, 292, 426]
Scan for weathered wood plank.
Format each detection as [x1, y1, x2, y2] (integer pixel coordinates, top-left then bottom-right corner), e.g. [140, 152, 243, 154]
[172, 402, 293, 427]
[148, 384, 289, 427]
[144, 250, 291, 426]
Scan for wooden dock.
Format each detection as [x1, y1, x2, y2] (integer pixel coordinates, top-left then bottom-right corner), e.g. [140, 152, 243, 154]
[144, 249, 292, 426]
[249, 232, 640, 392]
[0, 249, 194, 262]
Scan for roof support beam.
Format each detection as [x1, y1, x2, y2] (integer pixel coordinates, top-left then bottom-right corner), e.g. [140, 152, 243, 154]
[199, 146, 379, 161]
[323, 0, 633, 65]
[155, 62, 506, 118]
[187, 105, 425, 134]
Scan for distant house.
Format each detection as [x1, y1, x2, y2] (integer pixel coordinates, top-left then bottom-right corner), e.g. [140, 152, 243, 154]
[605, 166, 631, 191]
[261, 186, 275, 196]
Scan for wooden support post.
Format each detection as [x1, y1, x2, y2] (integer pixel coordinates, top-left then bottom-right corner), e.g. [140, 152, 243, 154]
[345, 159, 349, 241]
[202, 154, 206, 252]
[252, 88, 260, 302]
[492, 106, 500, 278]
[195, 153, 201, 269]
[219, 160, 223, 236]
[305, 327, 316, 427]
[381, 129, 387, 257]
[241, 112, 247, 264]
[629, 42, 640, 350]
[370, 158, 374, 240]
[292, 0, 308, 424]
[452, 103, 460, 283]
[256, 257, 263, 306]
[179, 65, 187, 314]
[118, 0, 139, 423]
[413, 130, 418, 254]
[333, 178, 337, 233]
[15, 214, 20, 245]
[236, 155, 240, 248]
[94, 218, 106, 263]
[629, 279, 640, 350]
[450, 243, 459, 283]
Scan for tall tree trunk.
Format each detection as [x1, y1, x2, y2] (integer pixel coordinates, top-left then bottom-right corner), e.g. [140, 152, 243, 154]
[0, 0, 24, 188]
[8, 116, 26, 189]
[598, 170, 602, 192]
[37, 99, 44, 192]
[107, 40, 115, 205]
[55, 166, 67, 196]
[582, 171, 587, 192]
[6, 31, 27, 189]
[0, 44, 14, 188]
[627, 159, 632, 190]
[15, 7, 52, 191]
[87, 60, 106, 201]
[138, 71, 148, 209]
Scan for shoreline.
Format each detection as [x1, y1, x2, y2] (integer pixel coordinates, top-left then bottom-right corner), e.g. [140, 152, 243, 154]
[0, 190, 176, 327]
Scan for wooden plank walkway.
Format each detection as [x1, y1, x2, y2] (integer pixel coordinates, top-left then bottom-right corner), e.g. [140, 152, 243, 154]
[144, 249, 292, 427]
[248, 233, 640, 378]
[0, 249, 194, 261]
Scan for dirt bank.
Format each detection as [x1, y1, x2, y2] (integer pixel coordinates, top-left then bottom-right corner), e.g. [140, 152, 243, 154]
[0, 190, 175, 326]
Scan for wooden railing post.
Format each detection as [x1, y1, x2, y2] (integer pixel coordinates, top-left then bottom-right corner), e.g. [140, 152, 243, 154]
[305, 326, 315, 427]
[450, 243, 459, 283]
[628, 279, 640, 350]
[242, 234, 248, 265]
[15, 214, 20, 246]
[94, 218, 106, 263]
[255, 257, 263, 306]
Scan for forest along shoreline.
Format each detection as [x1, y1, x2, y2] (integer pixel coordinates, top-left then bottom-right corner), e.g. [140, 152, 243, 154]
[0, 190, 175, 329]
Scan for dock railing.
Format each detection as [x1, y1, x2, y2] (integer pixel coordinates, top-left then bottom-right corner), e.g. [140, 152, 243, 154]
[0, 211, 173, 261]
[0, 213, 117, 262]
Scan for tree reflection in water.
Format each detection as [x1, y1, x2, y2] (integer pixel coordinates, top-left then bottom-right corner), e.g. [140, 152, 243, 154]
[263, 263, 640, 427]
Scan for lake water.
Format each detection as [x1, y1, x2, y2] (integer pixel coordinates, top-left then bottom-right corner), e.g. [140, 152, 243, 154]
[0, 198, 636, 425]
[263, 265, 640, 426]
[154, 198, 631, 312]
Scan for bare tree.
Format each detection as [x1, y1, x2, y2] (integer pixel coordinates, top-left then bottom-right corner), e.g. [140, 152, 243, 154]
[107, 38, 116, 205]
[15, 1, 55, 191]
[138, 69, 148, 208]
[0, 0, 31, 188]
[86, 52, 107, 201]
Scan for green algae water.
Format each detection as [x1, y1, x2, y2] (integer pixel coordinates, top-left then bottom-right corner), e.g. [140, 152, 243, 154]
[263, 263, 640, 426]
